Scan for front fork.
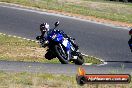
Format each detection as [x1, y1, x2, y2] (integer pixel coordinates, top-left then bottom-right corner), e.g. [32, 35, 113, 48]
[59, 44, 71, 61]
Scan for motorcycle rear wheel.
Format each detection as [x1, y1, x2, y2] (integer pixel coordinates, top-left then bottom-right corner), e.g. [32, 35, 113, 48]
[75, 53, 84, 65]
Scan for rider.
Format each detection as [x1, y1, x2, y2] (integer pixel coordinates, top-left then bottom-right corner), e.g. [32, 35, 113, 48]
[128, 28, 132, 52]
[36, 22, 79, 60]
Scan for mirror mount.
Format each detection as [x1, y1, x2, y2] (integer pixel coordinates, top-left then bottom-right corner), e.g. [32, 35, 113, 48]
[54, 21, 59, 27]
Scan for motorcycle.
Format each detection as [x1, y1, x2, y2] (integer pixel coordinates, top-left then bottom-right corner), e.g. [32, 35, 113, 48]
[36, 21, 84, 65]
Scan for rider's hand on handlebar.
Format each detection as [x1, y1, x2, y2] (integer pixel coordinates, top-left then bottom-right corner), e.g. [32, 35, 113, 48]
[41, 40, 49, 48]
[36, 36, 41, 40]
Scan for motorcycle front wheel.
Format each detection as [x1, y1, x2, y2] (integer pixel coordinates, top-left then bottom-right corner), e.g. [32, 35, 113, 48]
[54, 44, 69, 64]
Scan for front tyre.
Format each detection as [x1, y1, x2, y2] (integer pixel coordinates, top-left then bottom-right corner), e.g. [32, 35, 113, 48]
[54, 45, 69, 64]
[75, 53, 84, 65]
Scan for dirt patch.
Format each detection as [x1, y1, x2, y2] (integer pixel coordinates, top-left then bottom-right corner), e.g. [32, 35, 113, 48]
[4, 47, 46, 58]
[56, 0, 132, 27]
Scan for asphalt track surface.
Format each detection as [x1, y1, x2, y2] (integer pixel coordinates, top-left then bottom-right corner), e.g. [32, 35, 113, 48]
[0, 3, 131, 74]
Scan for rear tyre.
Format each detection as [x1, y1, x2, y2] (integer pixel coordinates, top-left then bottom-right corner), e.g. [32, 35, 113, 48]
[54, 45, 69, 64]
[75, 53, 84, 65]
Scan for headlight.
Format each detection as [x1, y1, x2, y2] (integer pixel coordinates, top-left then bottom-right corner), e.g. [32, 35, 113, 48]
[52, 34, 57, 39]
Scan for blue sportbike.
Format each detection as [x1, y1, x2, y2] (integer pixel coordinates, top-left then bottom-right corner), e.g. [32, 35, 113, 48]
[36, 22, 84, 65]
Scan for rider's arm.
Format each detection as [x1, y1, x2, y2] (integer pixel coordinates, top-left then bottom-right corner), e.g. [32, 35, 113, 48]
[36, 34, 48, 48]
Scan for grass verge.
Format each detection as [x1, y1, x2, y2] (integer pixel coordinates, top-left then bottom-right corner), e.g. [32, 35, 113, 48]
[0, 71, 131, 88]
[0, 33, 102, 64]
[0, 0, 132, 25]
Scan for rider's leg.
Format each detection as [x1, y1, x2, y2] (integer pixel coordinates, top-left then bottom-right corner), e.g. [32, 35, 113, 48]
[64, 35, 79, 51]
[68, 39, 79, 51]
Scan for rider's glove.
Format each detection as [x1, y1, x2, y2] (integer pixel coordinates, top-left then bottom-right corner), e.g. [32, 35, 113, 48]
[36, 36, 42, 40]
[41, 40, 49, 48]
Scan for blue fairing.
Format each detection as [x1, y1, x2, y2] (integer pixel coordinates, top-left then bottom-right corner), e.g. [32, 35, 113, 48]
[47, 30, 71, 51]
[54, 33, 63, 42]
[66, 41, 71, 51]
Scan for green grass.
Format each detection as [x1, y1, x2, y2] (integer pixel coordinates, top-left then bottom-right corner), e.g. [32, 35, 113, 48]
[0, 0, 132, 24]
[0, 71, 131, 88]
[0, 33, 102, 64]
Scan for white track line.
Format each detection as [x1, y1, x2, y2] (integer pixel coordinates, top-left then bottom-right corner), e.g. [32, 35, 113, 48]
[82, 53, 107, 66]
[0, 33, 38, 43]
[0, 33, 103, 66]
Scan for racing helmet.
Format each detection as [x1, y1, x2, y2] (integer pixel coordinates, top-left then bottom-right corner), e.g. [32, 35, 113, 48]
[40, 23, 50, 32]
